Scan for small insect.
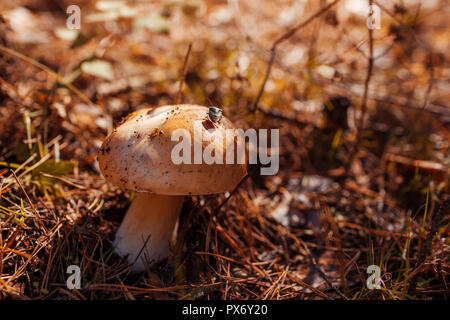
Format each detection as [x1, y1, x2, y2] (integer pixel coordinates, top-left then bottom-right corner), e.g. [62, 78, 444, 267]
[208, 107, 222, 123]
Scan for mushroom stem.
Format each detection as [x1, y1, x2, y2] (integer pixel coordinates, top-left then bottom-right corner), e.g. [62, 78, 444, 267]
[113, 192, 184, 272]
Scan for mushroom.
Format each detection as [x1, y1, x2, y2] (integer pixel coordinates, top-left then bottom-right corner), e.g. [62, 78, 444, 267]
[98, 104, 246, 272]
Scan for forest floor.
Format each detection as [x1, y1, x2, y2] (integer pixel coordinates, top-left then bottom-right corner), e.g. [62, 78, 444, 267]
[0, 0, 449, 299]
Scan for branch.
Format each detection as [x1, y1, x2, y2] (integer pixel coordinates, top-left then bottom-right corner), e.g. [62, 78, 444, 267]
[175, 43, 192, 105]
[356, 0, 374, 145]
[250, 0, 341, 113]
[346, 0, 375, 174]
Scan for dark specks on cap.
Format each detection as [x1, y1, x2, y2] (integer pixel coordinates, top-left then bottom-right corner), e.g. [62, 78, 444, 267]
[119, 177, 128, 184]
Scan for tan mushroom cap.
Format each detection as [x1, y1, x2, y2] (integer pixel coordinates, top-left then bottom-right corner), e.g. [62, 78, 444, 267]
[97, 105, 247, 195]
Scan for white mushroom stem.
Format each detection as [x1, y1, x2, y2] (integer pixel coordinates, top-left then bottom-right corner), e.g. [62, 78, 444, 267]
[113, 192, 184, 272]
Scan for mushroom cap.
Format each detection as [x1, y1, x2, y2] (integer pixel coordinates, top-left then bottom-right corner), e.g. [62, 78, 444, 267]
[98, 104, 247, 195]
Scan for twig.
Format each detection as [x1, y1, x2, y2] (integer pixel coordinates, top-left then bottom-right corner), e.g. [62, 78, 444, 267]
[195, 251, 246, 266]
[284, 269, 331, 299]
[251, 49, 276, 113]
[0, 45, 94, 107]
[353, 0, 375, 162]
[410, 53, 435, 130]
[384, 153, 450, 175]
[0, 247, 32, 259]
[300, 241, 348, 299]
[257, 105, 317, 127]
[250, 0, 341, 113]
[10, 170, 47, 232]
[214, 174, 249, 214]
[359, 17, 374, 137]
[345, 0, 375, 175]
[38, 172, 87, 190]
[175, 43, 192, 105]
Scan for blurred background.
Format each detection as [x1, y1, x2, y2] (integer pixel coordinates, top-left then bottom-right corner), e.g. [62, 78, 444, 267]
[0, 0, 449, 300]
